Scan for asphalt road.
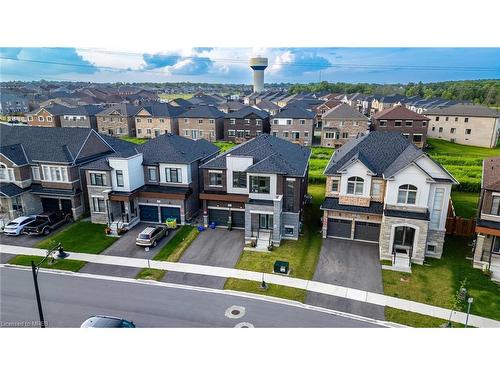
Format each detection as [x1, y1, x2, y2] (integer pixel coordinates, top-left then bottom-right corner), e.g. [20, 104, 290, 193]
[0, 267, 383, 328]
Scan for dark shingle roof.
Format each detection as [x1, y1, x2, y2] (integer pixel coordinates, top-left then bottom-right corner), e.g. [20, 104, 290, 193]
[137, 133, 219, 164]
[384, 209, 430, 220]
[139, 103, 185, 118]
[373, 105, 430, 121]
[201, 134, 310, 177]
[320, 197, 383, 214]
[425, 103, 499, 118]
[271, 105, 315, 119]
[255, 100, 280, 111]
[27, 104, 73, 116]
[217, 101, 246, 112]
[0, 183, 28, 197]
[60, 105, 105, 116]
[324, 132, 423, 177]
[322, 103, 369, 121]
[96, 103, 141, 117]
[0, 144, 28, 165]
[223, 106, 269, 119]
[169, 98, 193, 108]
[180, 105, 225, 119]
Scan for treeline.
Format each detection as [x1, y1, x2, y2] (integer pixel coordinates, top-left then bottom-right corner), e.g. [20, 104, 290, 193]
[288, 80, 500, 107]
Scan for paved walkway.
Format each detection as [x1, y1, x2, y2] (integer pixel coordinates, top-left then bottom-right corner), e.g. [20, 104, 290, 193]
[2, 244, 499, 328]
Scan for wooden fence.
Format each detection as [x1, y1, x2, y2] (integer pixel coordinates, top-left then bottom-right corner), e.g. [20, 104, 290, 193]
[445, 198, 476, 237]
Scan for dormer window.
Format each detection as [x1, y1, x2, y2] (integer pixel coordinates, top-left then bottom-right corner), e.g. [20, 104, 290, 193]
[397, 184, 417, 204]
[347, 176, 364, 195]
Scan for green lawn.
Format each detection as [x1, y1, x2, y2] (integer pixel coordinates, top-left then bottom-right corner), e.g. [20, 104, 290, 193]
[309, 146, 334, 183]
[158, 93, 193, 101]
[121, 136, 148, 145]
[213, 141, 237, 153]
[224, 279, 307, 302]
[427, 138, 500, 157]
[153, 225, 199, 262]
[385, 307, 465, 328]
[8, 255, 86, 272]
[382, 236, 500, 321]
[36, 221, 118, 254]
[135, 268, 166, 281]
[224, 184, 325, 301]
[451, 191, 480, 218]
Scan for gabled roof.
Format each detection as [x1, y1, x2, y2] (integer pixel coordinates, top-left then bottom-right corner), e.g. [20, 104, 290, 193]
[180, 105, 225, 119]
[27, 104, 73, 116]
[60, 104, 105, 116]
[0, 183, 29, 198]
[255, 100, 280, 111]
[372, 105, 430, 121]
[271, 105, 315, 119]
[201, 134, 310, 177]
[425, 103, 499, 118]
[169, 98, 193, 108]
[223, 106, 269, 119]
[322, 103, 369, 121]
[217, 101, 246, 112]
[0, 144, 28, 165]
[96, 103, 141, 117]
[138, 103, 185, 118]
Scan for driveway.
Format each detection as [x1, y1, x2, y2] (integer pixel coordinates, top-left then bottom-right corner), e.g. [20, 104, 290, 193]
[305, 238, 385, 320]
[163, 228, 244, 290]
[0, 222, 69, 249]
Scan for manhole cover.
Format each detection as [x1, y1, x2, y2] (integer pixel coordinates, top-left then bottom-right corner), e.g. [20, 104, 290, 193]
[225, 305, 245, 319]
[234, 322, 254, 328]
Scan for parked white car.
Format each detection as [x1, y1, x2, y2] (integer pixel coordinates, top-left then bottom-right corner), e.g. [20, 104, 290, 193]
[2, 216, 36, 236]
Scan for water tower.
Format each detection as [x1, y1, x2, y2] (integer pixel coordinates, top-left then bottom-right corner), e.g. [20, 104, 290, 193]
[249, 57, 268, 93]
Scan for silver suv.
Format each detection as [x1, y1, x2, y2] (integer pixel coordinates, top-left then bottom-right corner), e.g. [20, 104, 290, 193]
[135, 225, 167, 247]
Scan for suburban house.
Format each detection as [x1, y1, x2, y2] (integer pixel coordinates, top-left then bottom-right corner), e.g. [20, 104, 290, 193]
[217, 101, 246, 114]
[255, 100, 281, 116]
[426, 104, 500, 148]
[372, 105, 430, 149]
[60, 105, 104, 129]
[223, 106, 270, 143]
[178, 105, 225, 142]
[321, 132, 458, 268]
[270, 105, 315, 146]
[82, 133, 219, 231]
[0, 124, 120, 223]
[0, 91, 30, 115]
[320, 103, 370, 148]
[313, 98, 343, 126]
[96, 103, 141, 137]
[473, 157, 500, 281]
[26, 104, 71, 127]
[370, 94, 407, 114]
[199, 134, 311, 248]
[134, 103, 185, 138]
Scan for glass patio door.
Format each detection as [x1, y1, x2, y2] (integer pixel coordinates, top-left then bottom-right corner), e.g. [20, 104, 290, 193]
[259, 214, 273, 229]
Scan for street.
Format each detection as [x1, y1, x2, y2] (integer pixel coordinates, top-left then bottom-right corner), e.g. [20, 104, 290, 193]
[0, 267, 384, 328]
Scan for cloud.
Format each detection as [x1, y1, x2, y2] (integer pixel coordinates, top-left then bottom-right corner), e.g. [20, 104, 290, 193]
[268, 49, 331, 76]
[165, 57, 213, 75]
[142, 53, 181, 69]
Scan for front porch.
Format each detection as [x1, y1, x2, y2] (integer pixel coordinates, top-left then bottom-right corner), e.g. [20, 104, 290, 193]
[474, 225, 500, 281]
[106, 193, 140, 235]
[244, 197, 282, 249]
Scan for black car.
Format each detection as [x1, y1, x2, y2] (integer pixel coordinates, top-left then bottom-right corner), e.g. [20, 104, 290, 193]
[23, 211, 73, 235]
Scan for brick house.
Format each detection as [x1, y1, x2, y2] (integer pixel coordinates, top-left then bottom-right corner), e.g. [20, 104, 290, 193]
[270, 105, 315, 146]
[321, 132, 458, 269]
[223, 106, 270, 143]
[26, 104, 71, 127]
[60, 105, 104, 129]
[372, 105, 430, 148]
[96, 103, 141, 137]
[320, 103, 370, 148]
[178, 105, 225, 142]
[134, 103, 185, 138]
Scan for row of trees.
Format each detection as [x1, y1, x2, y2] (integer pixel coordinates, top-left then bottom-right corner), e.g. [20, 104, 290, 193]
[288, 80, 500, 107]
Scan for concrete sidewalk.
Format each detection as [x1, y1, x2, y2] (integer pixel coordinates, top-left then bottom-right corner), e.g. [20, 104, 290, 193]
[2, 244, 499, 328]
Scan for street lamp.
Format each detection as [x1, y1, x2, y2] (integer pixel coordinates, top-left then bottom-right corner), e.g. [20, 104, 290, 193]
[31, 243, 69, 328]
[465, 297, 474, 328]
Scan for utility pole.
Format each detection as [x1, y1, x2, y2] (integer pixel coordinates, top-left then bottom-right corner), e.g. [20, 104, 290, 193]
[31, 261, 45, 328]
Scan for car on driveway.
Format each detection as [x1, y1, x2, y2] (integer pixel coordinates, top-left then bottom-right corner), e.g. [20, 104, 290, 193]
[135, 225, 168, 248]
[80, 315, 135, 328]
[23, 211, 73, 236]
[2, 216, 36, 236]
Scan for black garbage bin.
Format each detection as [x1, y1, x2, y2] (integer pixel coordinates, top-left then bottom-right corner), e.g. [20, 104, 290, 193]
[274, 260, 289, 274]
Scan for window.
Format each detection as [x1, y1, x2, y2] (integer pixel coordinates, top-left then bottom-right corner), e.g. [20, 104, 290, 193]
[28, 116, 33, 121]
[250, 176, 270, 194]
[198, 119, 203, 124]
[402, 133, 410, 139]
[230, 118, 236, 125]
[492, 237, 500, 254]
[160, 118, 165, 123]
[166, 168, 182, 183]
[445, 117, 449, 121]
[38, 116, 44, 122]
[147, 128, 152, 134]
[283, 131, 289, 138]
[465, 129, 472, 135]
[347, 176, 364, 195]
[394, 120, 402, 127]
[405, 121, 413, 127]
[435, 117, 439, 121]
[148, 168, 157, 182]
[413, 134, 423, 143]
[244, 118, 250, 124]
[92, 197, 106, 213]
[284, 226, 294, 236]
[245, 129, 251, 137]
[371, 182, 381, 197]
[90, 173, 106, 186]
[465, 117, 469, 123]
[426, 244, 436, 254]
[331, 179, 339, 192]
[184, 129, 189, 136]
[325, 132, 335, 139]
[116, 170, 124, 187]
[438, 127, 443, 133]
[137, 128, 142, 134]
[147, 118, 152, 123]
[136, 118, 141, 123]
[0, 164, 14, 182]
[300, 119, 306, 125]
[379, 120, 387, 127]
[184, 118, 188, 123]
[304, 131, 309, 138]
[422, 121, 427, 127]
[209, 119, 215, 124]
[208, 171, 222, 186]
[272, 131, 278, 137]
[286, 120, 292, 125]
[232, 171, 247, 188]
[273, 119, 278, 125]
[31, 166, 41, 180]
[432, 126, 435, 132]
[256, 119, 261, 125]
[46, 116, 52, 122]
[491, 196, 500, 215]
[228, 129, 235, 136]
[430, 188, 445, 228]
[455, 117, 458, 122]
[285, 179, 295, 211]
[450, 128, 456, 134]
[342, 132, 349, 138]
[41, 165, 68, 182]
[397, 184, 417, 204]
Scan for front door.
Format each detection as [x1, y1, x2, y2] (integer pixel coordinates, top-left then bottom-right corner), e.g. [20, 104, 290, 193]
[259, 214, 273, 230]
[393, 226, 416, 255]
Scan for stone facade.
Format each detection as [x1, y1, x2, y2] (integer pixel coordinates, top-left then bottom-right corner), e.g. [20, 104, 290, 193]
[97, 115, 136, 137]
[338, 194, 370, 207]
[321, 119, 369, 148]
[271, 118, 314, 146]
[178, 117, 224, 142]
[135, 113, 179, 138]
[426, 229, 446, 258]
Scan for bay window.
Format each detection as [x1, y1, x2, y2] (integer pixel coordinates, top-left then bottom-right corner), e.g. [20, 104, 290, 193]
[41, 165, 69, 182]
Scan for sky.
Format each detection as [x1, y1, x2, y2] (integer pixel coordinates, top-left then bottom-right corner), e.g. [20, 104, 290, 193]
[1, 47, 499, 84]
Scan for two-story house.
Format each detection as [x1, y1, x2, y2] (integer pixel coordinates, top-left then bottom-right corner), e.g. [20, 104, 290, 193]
[199, 134, 311, 248]
[270, 106, 315, 146]
[60, 105, 104, 129]
[82, 134, 219, 230]
[223, 106, 270, 143]
[26, 104, 71, 127]
[321, 132, 458, 269]
[426, 104, 500, 148]
[313, 99, 342, 126]
[0, 91, 30, 115]
[96, 103, 141, 137]
[178, 105, 225, 142]
[320, 103, 370, 148]
[372, 105, 430, 149]
[473, 157, 500, 281]
[0, 124, 119, 222]
[134, 103, 185, 138]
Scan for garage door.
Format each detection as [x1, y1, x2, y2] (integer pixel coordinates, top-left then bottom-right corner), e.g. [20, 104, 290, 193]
[139, 205, 159, 222]
[160, 206, 181, 223]
[208, 209, 229, 227]
[354, 221, 381, 242]
[231, 211, 245, 229]
[41, 198, 60, 212]
[326, 218, 352, 238]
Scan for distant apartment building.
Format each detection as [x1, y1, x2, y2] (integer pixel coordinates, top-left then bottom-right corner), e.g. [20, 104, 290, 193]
[178, 105, 225, 142]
